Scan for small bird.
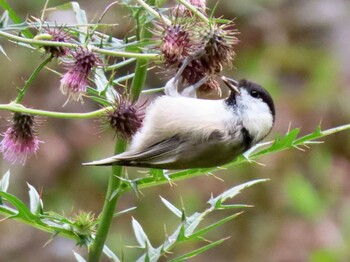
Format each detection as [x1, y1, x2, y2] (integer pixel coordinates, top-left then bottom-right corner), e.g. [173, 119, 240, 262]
[83, 76, 275, 169]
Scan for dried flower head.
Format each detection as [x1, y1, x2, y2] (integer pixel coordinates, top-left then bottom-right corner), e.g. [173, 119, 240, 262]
[153, 20, 195, 67]
[42, 27, 70, 58]
[199, 23, 239, 73]
[106, 98, 145, 139]
[177, 22, 238, 94]
[60, 47, 101, 103]
[0, 113, 40, 165]
[161, 24, 192, 65]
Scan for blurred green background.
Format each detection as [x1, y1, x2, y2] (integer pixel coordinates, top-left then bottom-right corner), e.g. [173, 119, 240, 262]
[1, 0, 350, 261]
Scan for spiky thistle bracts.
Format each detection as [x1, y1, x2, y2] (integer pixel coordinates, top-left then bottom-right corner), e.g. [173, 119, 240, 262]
[106, 98, 145, 140]
[154, 7, 238, 94]
[60, 47, 102, 103]
[41, 27, 71, 58]
[0, 113, 41, 165]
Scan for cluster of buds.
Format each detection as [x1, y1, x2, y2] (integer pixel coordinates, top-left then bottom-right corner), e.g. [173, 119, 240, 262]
[155, 0, 238, 94]
[0, 113, 40, 165]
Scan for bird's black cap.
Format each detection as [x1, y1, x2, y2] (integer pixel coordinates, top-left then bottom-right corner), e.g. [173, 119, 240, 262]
[224, 78, 275, 122]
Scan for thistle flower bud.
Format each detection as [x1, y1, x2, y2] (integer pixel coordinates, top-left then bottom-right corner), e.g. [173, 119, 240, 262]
[60, 48, 101, 103]
[41, 27, 70, 58]
[153, 21, 195, 67]
[199, 23, 239, 73]
[106, 98, 145, 140]
[0, 113, 41, 165]
[179, 22, 238, 94]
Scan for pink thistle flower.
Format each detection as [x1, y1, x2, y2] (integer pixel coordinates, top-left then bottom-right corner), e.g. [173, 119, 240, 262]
[0, 113, 41, 165]
[60, 48, 101, 103]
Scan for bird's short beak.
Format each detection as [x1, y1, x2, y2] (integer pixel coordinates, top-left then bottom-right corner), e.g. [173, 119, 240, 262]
[221, 76, 241, 95]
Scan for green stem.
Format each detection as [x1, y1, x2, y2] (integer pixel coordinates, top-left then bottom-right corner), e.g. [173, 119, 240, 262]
[130, 59, 148, 103]
[177, 0, 209, 23]
[88, 3, 153, 260]
[0, 31, 160, 60]
[0, 104, 111, 119]
[15, 56, 53, 103]
[135, 0, 171, 25]
[88, 140, 126, 262]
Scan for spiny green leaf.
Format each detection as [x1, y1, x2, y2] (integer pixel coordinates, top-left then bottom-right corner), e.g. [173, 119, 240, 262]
[208, 179, 268, 207]
[0, 191, 35, 220]
[169, 238, 228, 262]
[0, 9, 9, 27]
[27, 183, 43, 215]
[132, 217, 151, 248]
[102, 245, 121, 262]
[0, 170, 10, 192]
[113, 206, 137, 218]
[188, 212, 243, 240]
[0, 44, 10, 60]
[73, 251, 86, 262]
[160, 196, 182, 218]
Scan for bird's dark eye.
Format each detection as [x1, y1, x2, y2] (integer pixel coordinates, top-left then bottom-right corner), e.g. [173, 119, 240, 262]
[250, 90, 260, 98]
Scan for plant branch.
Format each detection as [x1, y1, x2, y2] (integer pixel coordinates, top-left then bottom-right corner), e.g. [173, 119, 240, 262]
[0, 31, 160, 60]
[0, 103, 111, 119]
[135, 0, 171, 25]
[177, 0, 209, 23]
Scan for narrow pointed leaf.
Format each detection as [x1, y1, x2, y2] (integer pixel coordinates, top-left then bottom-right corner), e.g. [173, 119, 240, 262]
[208, 179, 268, 207]
[169, 238, 228, 262]
[0, 170, 10, 192]
[132, 217, 150, 248]
[189, 212, 243, 240]
[160, 197, 182, 218]
[103, 245, 121, 262]
[27, 183, 43, 214]
[73, 251, 86, 262]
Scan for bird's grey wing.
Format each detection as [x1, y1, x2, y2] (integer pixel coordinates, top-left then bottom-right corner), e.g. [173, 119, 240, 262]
[82, 135, 182, 167]
[83, 131, 243, 169]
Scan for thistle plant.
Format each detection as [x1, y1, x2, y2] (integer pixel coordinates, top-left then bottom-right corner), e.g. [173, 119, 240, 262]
[0, 1, 349, 261]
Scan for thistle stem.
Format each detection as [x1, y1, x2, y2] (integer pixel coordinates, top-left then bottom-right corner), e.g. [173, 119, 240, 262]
[87, 140, 126, 262]
[0, 31, 160, 60]
[0, 104, 111, 119]
[15, 55, 53, 104]
[87, 29, 150, 262]
[177, 0, 209, 23]
[135, 0, 171, 26]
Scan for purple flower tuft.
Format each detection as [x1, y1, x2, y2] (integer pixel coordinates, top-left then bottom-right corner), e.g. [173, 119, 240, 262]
[0, 113, 40, 165]
[60, 48, 101, 103]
